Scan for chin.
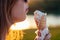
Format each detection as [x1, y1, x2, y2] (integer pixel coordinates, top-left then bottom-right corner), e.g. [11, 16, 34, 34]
[14, 17, 26, 23]
[13, 15, 26, 23]
[17, 17, 26, 22]
[20, 18, 26, 22]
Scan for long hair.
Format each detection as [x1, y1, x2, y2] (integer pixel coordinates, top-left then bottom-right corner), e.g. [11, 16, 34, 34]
[0, 0, 17, 40]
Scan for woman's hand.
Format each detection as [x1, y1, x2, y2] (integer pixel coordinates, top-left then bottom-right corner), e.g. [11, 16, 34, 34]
[34, 15, 46, 29]
[34, 18, 39, 26]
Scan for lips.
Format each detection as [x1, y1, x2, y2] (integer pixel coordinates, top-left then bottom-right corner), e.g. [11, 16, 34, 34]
[25, 7, 29, 14]
[26, 7, 29, 11]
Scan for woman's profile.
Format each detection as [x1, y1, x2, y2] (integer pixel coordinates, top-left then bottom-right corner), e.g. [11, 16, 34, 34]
[0, 0, 29, 40]
[0, 0, 51, 40]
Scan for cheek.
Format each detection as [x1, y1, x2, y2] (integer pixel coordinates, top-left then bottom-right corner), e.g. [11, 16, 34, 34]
[11, 2, 26, 22]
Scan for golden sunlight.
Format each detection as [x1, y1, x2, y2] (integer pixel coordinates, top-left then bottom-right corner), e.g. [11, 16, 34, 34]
[10, 18, 30, 30]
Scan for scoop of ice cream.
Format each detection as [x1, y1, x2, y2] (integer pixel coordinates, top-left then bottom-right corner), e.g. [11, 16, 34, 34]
[34, 10, 45, 21]
[34, 10, 45, 17]
[34, 10, 46, 27]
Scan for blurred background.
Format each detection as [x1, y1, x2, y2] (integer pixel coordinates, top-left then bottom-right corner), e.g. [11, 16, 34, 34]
[28, 0, 60, 26]
[6, 0, 60, 40]
[24, 0, 60, 40]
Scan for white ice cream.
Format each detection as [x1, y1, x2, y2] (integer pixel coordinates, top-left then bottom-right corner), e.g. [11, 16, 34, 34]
[34, 10, 46, 26]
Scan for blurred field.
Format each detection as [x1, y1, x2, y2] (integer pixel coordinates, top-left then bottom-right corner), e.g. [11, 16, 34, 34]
[23, 27, 60, 40]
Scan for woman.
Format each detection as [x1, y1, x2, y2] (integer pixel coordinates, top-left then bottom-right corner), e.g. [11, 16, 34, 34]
[0, 0, 29, 40]
[0, 0, 50, 40]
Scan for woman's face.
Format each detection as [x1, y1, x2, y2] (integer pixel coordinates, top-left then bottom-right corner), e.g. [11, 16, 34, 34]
[11, 0, 29, 22]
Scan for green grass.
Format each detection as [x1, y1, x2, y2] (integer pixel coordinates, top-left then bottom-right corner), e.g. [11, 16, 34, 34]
[23, 27, 60, 40]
